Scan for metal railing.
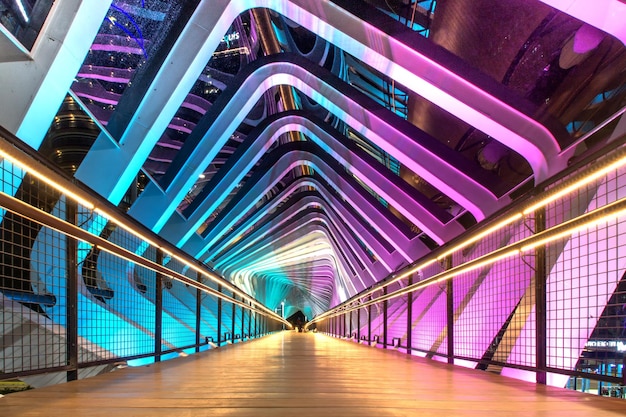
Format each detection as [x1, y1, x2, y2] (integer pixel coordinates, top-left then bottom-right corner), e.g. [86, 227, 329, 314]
[0, 126, 288, 384]
[311, 136, 626, 396]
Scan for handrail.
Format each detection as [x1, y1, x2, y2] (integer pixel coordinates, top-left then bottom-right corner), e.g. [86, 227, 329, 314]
[0, 126, 289, 327]
[308, 141, 626, 327]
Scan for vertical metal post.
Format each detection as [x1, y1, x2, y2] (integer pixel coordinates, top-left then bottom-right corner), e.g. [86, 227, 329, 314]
[406, 274, 413, 355]
[217, 284, 222, 346]
[357, 303, 361, 341]
[536, 207, 547, 385]
[368, 297, 372, 345]
[241, 300, 245, 340]
[154, 248, 163, 362]
[349, 310, 353, 339]
[65, 199, 78, 382]
[248, 302, 252, 339]
[341, 313, 344, 337]
[383, 287, 388, 349]
[446, 256, 454, 364]
[231, 293, 236, 342]
[196, 270, 201, 353]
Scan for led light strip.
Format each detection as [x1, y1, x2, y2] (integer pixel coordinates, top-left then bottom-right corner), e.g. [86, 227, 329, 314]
[312, 148, 626, 323]
[0, 140, 287, 325]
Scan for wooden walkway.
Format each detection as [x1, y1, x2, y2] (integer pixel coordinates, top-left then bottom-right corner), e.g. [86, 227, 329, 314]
[2, 332, 625, 416]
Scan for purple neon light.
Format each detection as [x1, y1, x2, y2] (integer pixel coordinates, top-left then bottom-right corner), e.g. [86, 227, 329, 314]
[207, 177, 426, 266]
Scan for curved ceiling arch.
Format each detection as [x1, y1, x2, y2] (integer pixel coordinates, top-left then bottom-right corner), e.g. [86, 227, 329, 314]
[129, 56, 510, 236]
[186, 143, 462, 261]
[166, 121, 465, 249]
[205, 176, 428, 265]
[228, 216, 368, 299]
[217, 201, 390, 284]
[220, 204, 379, 277]
[223, 214, 367, 295]
[212, 192, 407, 273]
[78, 0, 571, 206]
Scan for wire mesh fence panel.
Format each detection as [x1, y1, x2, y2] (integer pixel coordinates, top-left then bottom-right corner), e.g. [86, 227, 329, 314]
[450, 255, 532, 365]
[410, 283, 444, 354]
[84, 254, 157, 362]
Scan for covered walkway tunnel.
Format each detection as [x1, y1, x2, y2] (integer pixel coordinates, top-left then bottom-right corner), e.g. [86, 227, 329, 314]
[1, 0, 626, 414]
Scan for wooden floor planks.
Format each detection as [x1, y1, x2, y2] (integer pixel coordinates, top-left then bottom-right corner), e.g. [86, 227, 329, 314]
[2, 332, 625, 416]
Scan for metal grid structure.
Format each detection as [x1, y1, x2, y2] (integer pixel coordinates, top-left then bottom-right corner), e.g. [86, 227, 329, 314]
[0, 133, 286, 384]
[315, 143, 626, 396]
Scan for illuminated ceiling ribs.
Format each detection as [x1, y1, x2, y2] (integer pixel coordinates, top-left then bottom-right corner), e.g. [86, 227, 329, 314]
[77, 0, 566, 206]
[180, 143, 426, 259]
[156, 108, 467, 247]
[224, 215, 369, 295]
[130, 56, 504, 243]
[206, 177, 427, 267]
[216, 204, 382, 283]
[229, 218, 364, 296]
[215, 201, 383, 286]
[212, 192, 405, 274]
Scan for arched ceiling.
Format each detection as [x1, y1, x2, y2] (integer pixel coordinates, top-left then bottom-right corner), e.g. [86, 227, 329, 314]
[27, 0, 626, 316]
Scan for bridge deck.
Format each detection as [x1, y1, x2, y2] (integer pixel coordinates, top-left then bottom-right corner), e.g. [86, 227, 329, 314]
[2, 332, 624, 416]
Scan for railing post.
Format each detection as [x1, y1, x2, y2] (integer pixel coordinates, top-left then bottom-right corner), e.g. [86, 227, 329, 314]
[446, 256, 454, 364]
[349, 310, 353, 339]
[217, 284, 222, 346]
[231, 293, 236, 342]
[196, 270, 202, 352]
[65, 198, 78, 382]
[248, 302, 252, 339]
[357, 302, 361, 341]
[407, 274, 413, 355]
[240, 297, 245, 340]
[383, 286, 388, 349]
[154, 248, 163, 362]
[536, 207, 547, 385]
[368, 296, 372, 345]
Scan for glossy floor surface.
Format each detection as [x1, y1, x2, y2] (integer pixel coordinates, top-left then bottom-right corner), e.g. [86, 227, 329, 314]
[2, 332, 625, 416]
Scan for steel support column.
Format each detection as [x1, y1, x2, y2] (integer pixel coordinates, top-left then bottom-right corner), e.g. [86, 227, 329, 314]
[446, 256, 454, 364]
[383, 287, 388, 349]
[154, 248, 163, 362]
[368, 296, 372, 345]
[217, 284, 222, 346]
[196, 270, 201, 353]
[65, 199, 78, 382]
[231, 293, 236, 342]
[407, 274, 413, 355]
[535, 208, 547, 384]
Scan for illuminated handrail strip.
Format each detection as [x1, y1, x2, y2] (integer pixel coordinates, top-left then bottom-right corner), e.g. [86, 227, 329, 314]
[309, 145, 626, 324]
[310, 195, 626, 323]
[0, 189, 287, 323]
[0, 135, 288, 326]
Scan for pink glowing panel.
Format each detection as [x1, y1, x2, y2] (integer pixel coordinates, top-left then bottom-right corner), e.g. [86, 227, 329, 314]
[410, 285, 448, 353]
[440, 253, 533, 362]
[539, 0, 626, 45]
[505, 170, 626, 385]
